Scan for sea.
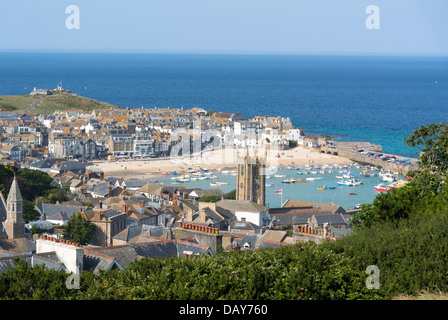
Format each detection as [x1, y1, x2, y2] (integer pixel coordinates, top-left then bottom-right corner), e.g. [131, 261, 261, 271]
[1, 52, 447, 208]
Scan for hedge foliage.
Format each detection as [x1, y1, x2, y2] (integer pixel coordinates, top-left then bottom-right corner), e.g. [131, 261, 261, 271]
[0, 242, 382, 300]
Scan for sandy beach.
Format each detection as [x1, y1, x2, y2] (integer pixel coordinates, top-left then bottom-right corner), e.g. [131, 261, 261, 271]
[87, 146, 352, 179]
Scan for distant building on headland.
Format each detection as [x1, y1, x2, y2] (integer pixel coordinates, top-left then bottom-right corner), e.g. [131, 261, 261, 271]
[30, 88, 51, 96]
[29, 82, 72, 96]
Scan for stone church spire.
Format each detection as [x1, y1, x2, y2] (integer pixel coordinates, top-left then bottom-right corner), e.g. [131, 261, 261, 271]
[4, 176, 25, 239]
[7, 175, 22, 202]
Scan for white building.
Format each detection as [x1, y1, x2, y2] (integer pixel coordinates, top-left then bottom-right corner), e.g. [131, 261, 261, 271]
[288, 128, 301, 142]
[216, 200, 270, 228]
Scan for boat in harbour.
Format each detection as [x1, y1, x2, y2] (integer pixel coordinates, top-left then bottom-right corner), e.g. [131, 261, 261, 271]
[374, 183, 389, 192]
[381, 173, 397, 182]
[338, 180, 354, 186]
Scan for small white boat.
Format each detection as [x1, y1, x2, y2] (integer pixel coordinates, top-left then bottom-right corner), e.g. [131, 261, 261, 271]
[381, 173, 396, 182]
[338, 180, 356, 186]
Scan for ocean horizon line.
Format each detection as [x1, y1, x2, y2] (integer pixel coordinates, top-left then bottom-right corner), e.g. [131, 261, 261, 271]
[1, 49, 448, 59]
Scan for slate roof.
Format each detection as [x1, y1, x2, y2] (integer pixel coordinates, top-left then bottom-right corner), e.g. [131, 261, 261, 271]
[0, 238, 36, 254]
[269, 206, 333, 226]
[83, 251, 120, 274]
[0, 252, 66, 275]
[311, 213, 348, 227]
[36, 204, 87, 221]
[191, 207, 225, 226]
[54, 161, 86, 174]
[229, 220, 262, 234]
[85, 240, 212, 271]
[133, 241, 178, 259]
[281, 200, 346, 214]
[234, 233, 260, 250]
[30, 158, 65, 170]
[0, 193, 7, 238]
[216, 199, 268, 213]
[258, 240, 286, 249]
[189, 188, 224, 198]
[122, 179, 147, 189]
[259, 230, 288, 243]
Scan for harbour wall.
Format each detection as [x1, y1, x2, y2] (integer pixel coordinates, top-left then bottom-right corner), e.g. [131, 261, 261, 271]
[338, 150, 417, 176]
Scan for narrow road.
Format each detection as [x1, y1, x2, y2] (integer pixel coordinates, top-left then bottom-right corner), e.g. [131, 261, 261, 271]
[25, 96, 44, 112]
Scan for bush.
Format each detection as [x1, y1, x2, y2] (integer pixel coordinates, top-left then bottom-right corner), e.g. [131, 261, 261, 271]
[327, 209, 448, 298]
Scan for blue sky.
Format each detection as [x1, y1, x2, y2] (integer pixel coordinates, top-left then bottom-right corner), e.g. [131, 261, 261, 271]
[1, 0, 447, 55]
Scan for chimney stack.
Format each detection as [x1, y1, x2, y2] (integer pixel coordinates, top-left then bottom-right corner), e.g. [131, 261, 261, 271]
[199, 209, 207, 223]
[93, 209, 102, 221]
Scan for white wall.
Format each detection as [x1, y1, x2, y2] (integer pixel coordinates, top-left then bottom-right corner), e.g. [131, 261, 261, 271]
[235, 209, 269, 227]
[36, 239, 84, 274]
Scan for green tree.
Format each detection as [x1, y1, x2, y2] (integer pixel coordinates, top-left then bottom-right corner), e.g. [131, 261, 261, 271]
[23, 199, 40, 223]
[224, 189, 236, 200]
[198, 195, 220, 203]
[44, 188, 69, 204]
[62, 212, 96, 245]
[405, 120, 448, 174]
[17, 168, 56, 198]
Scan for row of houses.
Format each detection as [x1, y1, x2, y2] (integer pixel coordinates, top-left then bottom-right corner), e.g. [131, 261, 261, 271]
[0, 103, 308, 164]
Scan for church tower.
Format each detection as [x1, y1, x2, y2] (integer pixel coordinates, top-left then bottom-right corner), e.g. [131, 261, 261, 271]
[236, 151, 266, 206]
[4, 176, 25, 239]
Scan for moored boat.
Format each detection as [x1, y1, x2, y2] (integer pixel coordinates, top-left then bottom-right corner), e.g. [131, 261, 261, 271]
[374, 183, 388, 192]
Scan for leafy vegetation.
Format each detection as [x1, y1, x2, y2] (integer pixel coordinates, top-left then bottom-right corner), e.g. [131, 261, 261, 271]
[0, 242, 381, 300]
[61, 212, 96, 245]
[224, 189, 236, 200]
[197, 195, 220, 203]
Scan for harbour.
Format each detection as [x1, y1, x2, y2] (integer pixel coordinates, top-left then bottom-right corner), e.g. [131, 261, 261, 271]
[150, 161, 408, 210]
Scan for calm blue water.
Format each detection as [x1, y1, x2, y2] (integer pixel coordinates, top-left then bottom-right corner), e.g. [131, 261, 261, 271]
[1, 53, 447, 157]
[152, 164, 401, 210]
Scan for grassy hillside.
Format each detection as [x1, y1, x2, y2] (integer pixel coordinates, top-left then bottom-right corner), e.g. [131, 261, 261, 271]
[0, 95, 41, 111]
[0, 93, 119, 114]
